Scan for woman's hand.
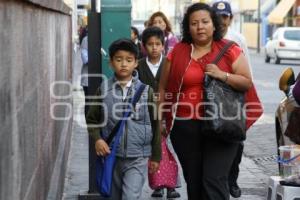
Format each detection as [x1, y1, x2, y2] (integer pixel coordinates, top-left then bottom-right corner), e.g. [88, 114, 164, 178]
[205, 64, 226, 81]
[205, 58, 252, 91]
[149, 161, 160, 174]
[95, 139, 111, 156]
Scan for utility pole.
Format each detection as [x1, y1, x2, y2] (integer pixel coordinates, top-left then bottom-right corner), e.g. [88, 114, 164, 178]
[79, 0, 101, 198]
[257, 0, 261, 53]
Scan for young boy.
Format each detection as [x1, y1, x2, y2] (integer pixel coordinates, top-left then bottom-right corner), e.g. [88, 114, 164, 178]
[137, 27, 181, 198]
[137, 26, 165, 92]
[86, 38, 161, 200]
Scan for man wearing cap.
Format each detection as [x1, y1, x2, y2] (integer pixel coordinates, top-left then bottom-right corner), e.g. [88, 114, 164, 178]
[212, 1, 252, 198]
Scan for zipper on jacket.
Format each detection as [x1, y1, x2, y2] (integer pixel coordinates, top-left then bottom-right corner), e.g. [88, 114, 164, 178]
[124, 122, 128, 158]
[123, 87, 133, 158]
[121, 86, 131, 158]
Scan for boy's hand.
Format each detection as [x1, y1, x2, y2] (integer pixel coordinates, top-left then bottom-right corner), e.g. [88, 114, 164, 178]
[95, 139, 111, 156]
[149, 161, 160, 174]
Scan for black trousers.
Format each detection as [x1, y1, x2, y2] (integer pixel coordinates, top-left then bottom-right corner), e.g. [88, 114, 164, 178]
[228, 142, 244, 186]
[170, 120, 239, 200]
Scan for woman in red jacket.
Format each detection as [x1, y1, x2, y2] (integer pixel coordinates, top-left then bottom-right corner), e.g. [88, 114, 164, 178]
[158, 3, 262, 200]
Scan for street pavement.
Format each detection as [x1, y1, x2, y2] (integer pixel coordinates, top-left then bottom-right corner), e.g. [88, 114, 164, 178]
[62, 50, 300, 200]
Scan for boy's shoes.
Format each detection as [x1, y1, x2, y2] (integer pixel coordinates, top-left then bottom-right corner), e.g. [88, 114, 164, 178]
[229, 184, 242, 198]
[151, 189, 164, 197]
[167, 188, 180, 199]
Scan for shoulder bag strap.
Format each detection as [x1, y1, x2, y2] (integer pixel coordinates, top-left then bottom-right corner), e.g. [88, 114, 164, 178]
[212, 41, 235, 65]
[204, 41, 235, 84]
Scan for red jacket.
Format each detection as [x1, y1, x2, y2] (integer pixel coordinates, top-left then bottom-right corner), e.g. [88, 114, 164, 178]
[163, 40, 263, 133]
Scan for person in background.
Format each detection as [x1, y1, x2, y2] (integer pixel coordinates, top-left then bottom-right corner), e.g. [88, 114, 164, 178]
[144, 20, 149, 29]
[147, 11, 178, 55]
[79, 26, 88, 46]
[86, 38, 161, 200]
[212, 1, 252, 198]
[212, 1, 252, 74]
[158, 3, 256, 199]
[137, 26, 181, 199]
[137, 27, 165, 91]
[131, 26, 144, 59]
[80, 34, 89, 118]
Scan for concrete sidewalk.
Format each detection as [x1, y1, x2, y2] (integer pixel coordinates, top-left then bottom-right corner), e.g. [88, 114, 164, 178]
[62, 89, 268, 200]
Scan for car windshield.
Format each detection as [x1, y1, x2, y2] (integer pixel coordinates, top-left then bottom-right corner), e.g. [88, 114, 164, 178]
[284, 30, 300, 41]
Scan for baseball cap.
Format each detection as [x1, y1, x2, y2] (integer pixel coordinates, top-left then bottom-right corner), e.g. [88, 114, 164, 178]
[212, 1, 232, 16]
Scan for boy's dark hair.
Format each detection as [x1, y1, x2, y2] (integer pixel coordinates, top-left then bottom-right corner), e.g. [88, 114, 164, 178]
[141, 27, 165, 46]
[109, 38, 138, 59]
[131, 26, 139, 37]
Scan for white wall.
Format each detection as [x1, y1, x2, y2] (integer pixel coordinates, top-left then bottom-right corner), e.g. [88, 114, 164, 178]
[77, 0, 89, 5]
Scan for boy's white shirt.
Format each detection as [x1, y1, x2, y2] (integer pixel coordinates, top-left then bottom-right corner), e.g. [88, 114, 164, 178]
[134, 38, 139, 45]
[117, 78, 133, 100]
[146, 54, 163, 77]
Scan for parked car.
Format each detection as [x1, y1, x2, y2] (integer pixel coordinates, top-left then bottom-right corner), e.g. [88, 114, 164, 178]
[265, 27, 300, 64]
[275, 68, 300, 170]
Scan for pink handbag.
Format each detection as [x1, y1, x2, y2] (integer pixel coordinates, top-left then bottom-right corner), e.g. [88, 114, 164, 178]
[148, 136, 178, 189]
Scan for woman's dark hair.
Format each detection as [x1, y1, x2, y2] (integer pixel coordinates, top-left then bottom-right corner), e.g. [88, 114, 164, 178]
[108, 38, 138, 59]
[181, 3, 222, 43]
[148, 11, 172, 33]
[141, 27, 165, 46]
